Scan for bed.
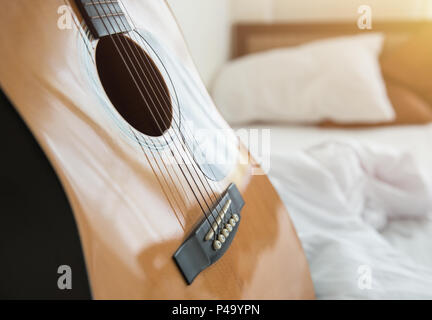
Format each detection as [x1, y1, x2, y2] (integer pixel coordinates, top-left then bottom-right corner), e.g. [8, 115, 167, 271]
[218, 22, 432, 299]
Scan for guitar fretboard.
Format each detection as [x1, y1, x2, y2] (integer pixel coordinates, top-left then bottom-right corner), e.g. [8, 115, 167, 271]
[75, 0, 132, 38]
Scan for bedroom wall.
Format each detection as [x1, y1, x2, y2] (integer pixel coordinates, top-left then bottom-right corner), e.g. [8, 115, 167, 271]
[167, 0, 432, 87]
[166, 0, 231, 87]
[231, 0, 432, 22]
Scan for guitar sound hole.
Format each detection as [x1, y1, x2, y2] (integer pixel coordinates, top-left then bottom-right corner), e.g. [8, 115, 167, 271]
[95, 35, 173, 137]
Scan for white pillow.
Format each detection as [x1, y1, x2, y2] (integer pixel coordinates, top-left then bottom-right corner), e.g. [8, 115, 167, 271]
[211, 33, 395, 125]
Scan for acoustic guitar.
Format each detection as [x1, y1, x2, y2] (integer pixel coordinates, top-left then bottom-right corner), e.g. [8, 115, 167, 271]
[0, 0, 314, 299]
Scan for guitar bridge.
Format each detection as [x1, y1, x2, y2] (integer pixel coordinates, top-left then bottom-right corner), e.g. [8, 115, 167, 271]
[173, 183, 245, 285]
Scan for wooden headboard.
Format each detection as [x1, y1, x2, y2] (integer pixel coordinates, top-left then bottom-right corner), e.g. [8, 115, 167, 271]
[232, 21, 432, 59]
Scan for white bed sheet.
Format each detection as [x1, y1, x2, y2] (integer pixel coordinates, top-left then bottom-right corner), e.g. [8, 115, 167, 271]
[235, 124, 432, 299]
[251, 124, 432, 170]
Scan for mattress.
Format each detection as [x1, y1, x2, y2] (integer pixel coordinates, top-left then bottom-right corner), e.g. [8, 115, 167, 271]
[235, 123, 432, 299]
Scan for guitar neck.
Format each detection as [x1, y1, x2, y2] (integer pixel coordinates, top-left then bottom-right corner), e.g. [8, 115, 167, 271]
[74, 0, 132, 39]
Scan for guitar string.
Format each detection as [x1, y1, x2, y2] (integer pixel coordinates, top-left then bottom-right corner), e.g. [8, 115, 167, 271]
[87, 0, 203, 226]
[88, 0, 213, 217]
[89, 0, 220, 235]
[64, 0, 94, 61]
[115, 0, 238, 243]
[76, 0, 235, 240]
[86, 0, 192, 229]
[62, 0, 185, 228]
[70, 0, 188, 229]
[114, 2, 238, 282]
[116, 0, 238, 235]
[104, 0, 233, 239]
[92, 0, 228, 231]
[129, 128, 185, 229]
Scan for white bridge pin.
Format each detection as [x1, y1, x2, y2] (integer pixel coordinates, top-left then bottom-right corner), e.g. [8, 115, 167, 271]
[222, 228, 229, 237]
[213, 240, 222, 250]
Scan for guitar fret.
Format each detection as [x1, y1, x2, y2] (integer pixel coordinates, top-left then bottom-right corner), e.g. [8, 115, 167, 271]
[91, 12, 125, 20]
[75, 0, 132, 38]
[85, 0, 119, 6]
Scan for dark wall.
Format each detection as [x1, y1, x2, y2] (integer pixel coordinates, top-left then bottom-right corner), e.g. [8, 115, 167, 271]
[0, 89, 91, 299]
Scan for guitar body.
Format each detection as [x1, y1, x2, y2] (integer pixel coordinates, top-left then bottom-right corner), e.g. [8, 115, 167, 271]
[0, 0, 314, 299]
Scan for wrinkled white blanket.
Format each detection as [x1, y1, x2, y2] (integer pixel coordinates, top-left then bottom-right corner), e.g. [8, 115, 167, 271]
[268, 141, 432, 299]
